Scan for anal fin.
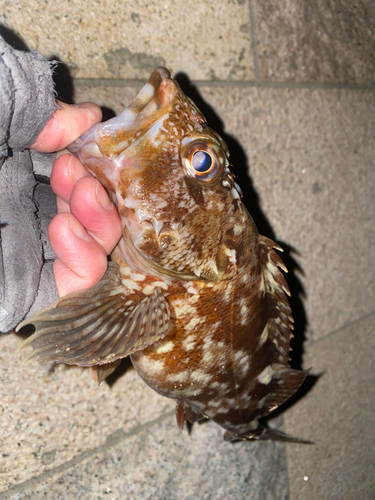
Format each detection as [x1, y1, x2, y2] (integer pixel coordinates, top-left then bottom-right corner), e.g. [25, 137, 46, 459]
[16, 262, 170, 367]
[90, 360, 122, 385]
[176, 401, 205, 431]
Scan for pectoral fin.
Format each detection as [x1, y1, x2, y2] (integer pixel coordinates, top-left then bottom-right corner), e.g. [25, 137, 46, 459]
[16, 262, 170, 366]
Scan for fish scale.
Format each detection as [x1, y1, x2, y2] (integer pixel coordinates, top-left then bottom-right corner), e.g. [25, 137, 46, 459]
[17, 67, 308, 442]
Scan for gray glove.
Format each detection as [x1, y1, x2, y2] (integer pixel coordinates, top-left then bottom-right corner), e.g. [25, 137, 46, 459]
[0, 35, 58, 333]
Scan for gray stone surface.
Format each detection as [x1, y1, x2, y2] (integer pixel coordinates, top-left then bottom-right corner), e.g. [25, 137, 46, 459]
[1, 0, 254, 81]
[75, 84, 140, 116]
[1, 415, 289, 500]
[0, 334, 174, 491]
[284, 312, 375, 500]
[254, 0, 375, 83]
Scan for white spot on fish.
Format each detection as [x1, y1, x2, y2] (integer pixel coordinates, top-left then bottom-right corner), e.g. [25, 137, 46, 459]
[122, 279, 141, 291]
[224, 246, 236, 264]
[240, 303, 249, 325]
[233, 224, 244, 236]
[183, 336, 196, 351]
[139, 357, 165, 375]
[240, 273, 250, 284]
[234, 350, 246, 362]
[202, 350, 214, 364]
[239, 392, 252, 403]
[155, 341, 174, 354]
[217, 405, 230, 414]
[174, 299, 198, 319]
[208, 399, 222, 408]
[191, 369, 213, 384]
[235, 353, 251, 377]
[185, 317, 200, 331]
[168, 371, 188, 383]
[257, 365, 274, 385]
[226, 397, 237, 407]
[130, 272, 146, 281]
[153, 281, 169, 290]
[202, 336, 214, 351]
[190, 400, 205, 410]
[259, 323, 269, 346]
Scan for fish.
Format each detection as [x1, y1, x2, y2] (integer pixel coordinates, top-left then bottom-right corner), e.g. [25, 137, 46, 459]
[17, 67, 308, 442]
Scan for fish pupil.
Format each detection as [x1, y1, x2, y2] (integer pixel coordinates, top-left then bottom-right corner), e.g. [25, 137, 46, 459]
[192, 151, 213, 173]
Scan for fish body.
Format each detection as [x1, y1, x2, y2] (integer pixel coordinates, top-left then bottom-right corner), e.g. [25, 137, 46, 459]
[17, 68, 307, 441]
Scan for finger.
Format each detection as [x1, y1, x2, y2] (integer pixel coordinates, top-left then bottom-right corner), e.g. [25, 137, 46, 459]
[56, 196, 70, 213]
[48, 212, 108, 296]
[50, 153, 90, 203]
[69, 176, 122, 254]
[30, 101, 102, 153]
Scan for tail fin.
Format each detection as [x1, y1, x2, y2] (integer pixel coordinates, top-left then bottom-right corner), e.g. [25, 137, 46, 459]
[224, 423, 312, 444]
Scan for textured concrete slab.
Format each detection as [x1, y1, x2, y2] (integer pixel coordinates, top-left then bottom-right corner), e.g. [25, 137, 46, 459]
[1, 0, 254, 81]
[283, 312, 375, 499]
[74, 82, 375, 342]
[75, 84, 140, 116]
[253, 0, 375, 83]
[1, 415, 289, 500]
[0, 334, 174, 491]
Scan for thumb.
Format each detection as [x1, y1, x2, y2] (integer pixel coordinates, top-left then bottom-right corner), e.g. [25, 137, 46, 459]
[30, 100, 102, 153]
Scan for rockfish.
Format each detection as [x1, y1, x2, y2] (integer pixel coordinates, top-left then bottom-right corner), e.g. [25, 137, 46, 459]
[17, 67, 307, 441]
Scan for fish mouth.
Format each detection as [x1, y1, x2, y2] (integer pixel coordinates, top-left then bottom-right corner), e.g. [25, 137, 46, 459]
[68, 67, 176, 159]
[67, 68, 192, 281]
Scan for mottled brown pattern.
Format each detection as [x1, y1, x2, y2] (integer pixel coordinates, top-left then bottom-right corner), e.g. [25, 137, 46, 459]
[18, 68, 307, 441]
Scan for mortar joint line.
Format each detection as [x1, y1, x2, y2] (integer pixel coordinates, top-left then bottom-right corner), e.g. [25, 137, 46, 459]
[73, 78, 375, 91]
[249, 0, 260, 82]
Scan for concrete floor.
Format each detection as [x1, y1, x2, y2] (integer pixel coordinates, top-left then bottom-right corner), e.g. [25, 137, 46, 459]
[1, 1, 375, 499]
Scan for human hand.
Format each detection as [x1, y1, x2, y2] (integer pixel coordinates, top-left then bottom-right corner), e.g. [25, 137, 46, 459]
[30, 100, 122, 297]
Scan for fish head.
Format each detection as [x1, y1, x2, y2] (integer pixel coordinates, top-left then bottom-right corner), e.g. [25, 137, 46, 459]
[68, 67, 250, 282]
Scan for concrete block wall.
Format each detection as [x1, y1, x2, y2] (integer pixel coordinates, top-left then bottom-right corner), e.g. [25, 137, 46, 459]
[1, 1, 374, 498]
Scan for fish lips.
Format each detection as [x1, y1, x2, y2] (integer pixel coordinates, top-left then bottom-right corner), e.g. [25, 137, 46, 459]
[67, 67, 179, 162]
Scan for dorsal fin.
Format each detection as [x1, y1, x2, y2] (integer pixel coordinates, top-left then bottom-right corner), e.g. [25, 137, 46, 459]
[259, 235, 294, 364]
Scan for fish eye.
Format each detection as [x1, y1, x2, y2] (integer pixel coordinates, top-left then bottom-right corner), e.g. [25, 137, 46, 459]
[181, 137, 226, 186]
[192, 151, 214, 174]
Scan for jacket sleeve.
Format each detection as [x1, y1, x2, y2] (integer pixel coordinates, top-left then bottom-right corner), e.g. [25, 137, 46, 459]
[0, 34, 58, 333]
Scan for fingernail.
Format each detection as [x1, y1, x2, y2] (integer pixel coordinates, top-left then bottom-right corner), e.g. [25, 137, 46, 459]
[66, 153, 73, 179]
[95, 181, 114, 211]
[69, 214, 91, 241]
